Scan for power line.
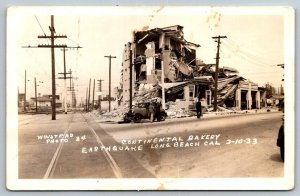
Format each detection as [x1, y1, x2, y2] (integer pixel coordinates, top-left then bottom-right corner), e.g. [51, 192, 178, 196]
[67, 37, 81, 46]
[221, 43, 272, 71]
[223, 39, 277, 67]
[219, 47, 270, 72]
[34, 16, 49, 44]
[225, 38, 276, 59]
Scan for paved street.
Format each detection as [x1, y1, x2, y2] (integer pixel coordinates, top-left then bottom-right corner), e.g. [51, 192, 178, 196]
[18, 111, 283, 179]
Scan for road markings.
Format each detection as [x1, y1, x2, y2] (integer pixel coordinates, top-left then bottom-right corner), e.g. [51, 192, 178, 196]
[43, 114, 74, 179]
[81, 113, 123, 178]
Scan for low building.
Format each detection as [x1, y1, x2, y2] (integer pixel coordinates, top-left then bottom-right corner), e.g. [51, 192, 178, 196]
[18, 93, 25, 108]
[30, 95, 62, 112]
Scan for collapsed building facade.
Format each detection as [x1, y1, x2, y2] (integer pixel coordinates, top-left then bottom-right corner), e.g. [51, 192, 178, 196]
[119, 25, 266, 112]
[200, 65, 267, 110]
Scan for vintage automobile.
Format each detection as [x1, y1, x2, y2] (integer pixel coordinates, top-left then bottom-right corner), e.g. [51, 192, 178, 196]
[124, 101, 167, 123]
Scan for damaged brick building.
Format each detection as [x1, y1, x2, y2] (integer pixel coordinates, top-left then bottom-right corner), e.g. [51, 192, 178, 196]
[119, 25, 266, 112]
[120, 25, 213, 111]
[200, 65, 267, 110]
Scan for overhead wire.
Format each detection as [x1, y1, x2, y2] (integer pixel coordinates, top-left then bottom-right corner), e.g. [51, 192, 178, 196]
[67, 37, 81, 46]
[225, 38, 270, 57]
[219, 42, 283, 85]
[221, 41, 273, 71]
[224, 38, 278, 66]
[31, 16, 53, 85]
[220, 44, 267, 71]
[34, 15, 49, 45]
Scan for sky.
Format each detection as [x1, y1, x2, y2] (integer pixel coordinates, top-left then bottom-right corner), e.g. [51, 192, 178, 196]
[8, 7, 285, 104]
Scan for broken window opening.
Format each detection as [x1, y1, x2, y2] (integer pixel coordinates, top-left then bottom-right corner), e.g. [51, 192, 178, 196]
[241, 90, 247, 110]
[155, 59, 161, 70]
[167, 90, 184, 101]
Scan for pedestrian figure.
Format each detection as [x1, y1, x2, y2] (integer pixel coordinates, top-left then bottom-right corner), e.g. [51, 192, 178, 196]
[155, 101, 161, 122]
[149, 102, 155, 122]
[196, 98, 202, 119]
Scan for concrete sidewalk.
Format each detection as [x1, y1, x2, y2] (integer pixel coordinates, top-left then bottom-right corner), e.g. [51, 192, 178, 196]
[93, 107, 280, 124]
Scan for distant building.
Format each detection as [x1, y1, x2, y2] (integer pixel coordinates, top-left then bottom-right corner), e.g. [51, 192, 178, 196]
[18, 93, 25, 108]
[30, 95, 62, 111]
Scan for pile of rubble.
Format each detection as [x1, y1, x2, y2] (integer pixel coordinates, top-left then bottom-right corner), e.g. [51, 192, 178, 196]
[92, 106, 129, 121]
[165, 101, 195, 118]
[133, 83, 160, 103]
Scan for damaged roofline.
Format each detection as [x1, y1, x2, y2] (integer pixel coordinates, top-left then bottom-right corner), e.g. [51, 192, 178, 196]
[134, 25, 200, 47]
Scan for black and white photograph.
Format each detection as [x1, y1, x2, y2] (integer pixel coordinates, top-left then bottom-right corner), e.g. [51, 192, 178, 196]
[6, 6, 295, 190]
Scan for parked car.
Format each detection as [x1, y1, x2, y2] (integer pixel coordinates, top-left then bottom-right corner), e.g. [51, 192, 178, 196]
[124, 101, 167, 123]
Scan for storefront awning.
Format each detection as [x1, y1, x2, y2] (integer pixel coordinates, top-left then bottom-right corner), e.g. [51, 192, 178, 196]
[159, 81, 189, 94]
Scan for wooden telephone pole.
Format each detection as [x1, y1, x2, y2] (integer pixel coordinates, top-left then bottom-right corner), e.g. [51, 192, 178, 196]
[129, 49, 133, 111]
[92, 79, 95, 110]
[104, 55, 116, 112]
[97, 79, 104, 111]
[87, 78, 91, 112]
[67, 69, 77, 108]
[24, 70, 27, 112]
[212, 35, 227, 111]
[29, 15, 67, 120]
[23, 15, 81, 119]
[85, 88, 88, 111]
[58, 48, 72, 114]
[34, 77, 37, 113]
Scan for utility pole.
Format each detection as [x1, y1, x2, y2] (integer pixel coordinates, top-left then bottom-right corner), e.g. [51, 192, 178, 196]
[50, 16, 56, 119]
[69, 70, 72, 90]
[69, 69, 73, 107]
[72, 78, 77, 108]
[23, 15, 82, 119]
[97, 79, 104, 111]
[63, 68, 77, 108]
[104, 55, 116, 112]
[85, 88, 88, 111]
[160, 33, 166, 110]
[35, 15, 66, 120]
[87, 78, 91, 112]
[58, 48, 72, 114]
[63, 48, 67, 113]
[34, 77, 37, 113]
[212, 35, 227, 111]
[129, 48, 133, 111]
[24, 70, 27, 112]
[92, 79, 95, 110]
[161, 60, 165, 109]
